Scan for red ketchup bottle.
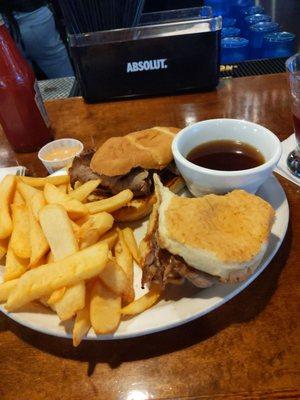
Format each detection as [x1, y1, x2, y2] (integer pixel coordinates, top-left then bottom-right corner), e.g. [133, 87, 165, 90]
[0, 14, 53, 152]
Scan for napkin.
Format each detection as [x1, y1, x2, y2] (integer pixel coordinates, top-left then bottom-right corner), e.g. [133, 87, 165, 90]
[0, 166, 26, 181]
[275, 134, 300, 187]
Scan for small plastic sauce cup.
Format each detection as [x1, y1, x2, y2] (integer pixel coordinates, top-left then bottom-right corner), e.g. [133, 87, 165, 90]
[38, 138, 84, 173]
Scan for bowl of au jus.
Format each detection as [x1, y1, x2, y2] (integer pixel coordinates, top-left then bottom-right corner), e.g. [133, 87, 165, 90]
[172, 119, 282, 196]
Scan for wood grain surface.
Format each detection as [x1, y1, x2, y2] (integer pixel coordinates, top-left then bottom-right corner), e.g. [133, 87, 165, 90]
[0, 73, 299, 400]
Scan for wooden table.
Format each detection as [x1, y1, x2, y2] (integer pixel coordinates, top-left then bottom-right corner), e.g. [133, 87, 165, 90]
[0, 73, 299, 400]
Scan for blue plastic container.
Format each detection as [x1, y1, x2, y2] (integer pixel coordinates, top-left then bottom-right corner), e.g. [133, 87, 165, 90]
[221, 27, 241, 38]
[221, 37, 249, 63]
[242, 5, 265, 17]
[249, 21, 280, 59]
[222, 17, 237, 27]
[204, 0, 230, 16]
[262, 32, 296, 58]
[239, 6, 265, 30]
[243, 14, 272, 37]
[231, 0, 255, 19]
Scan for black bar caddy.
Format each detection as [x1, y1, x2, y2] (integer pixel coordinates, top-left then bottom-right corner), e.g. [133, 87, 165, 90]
[69, 7, 222, 102]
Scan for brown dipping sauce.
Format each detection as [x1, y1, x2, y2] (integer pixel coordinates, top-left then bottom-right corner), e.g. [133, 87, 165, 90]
[187, 140, 265, 171]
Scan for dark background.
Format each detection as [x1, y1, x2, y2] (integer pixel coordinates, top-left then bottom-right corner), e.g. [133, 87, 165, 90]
[259, 0, 300, 51]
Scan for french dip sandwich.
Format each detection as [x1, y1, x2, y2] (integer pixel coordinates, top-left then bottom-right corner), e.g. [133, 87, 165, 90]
[69, 127, 184, 221]
[140, 175, 275, 289]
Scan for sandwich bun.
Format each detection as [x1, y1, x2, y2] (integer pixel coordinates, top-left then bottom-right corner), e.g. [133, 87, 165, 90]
[90, 127, 180, 176]
[154, 175, 275, 282]
[113, 176, 185, 222]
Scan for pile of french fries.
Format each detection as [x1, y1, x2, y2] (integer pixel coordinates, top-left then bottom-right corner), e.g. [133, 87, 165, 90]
[0, 175, 161, 346]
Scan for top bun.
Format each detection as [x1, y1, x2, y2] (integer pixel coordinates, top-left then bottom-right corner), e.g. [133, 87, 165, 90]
[90, 127, 180, 176]
[154, 175, 275, 282]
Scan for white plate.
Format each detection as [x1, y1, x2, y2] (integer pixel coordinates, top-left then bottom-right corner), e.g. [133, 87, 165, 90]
[0, 174, 289, 340]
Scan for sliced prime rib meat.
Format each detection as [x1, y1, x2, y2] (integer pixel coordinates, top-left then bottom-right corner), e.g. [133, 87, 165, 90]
[69, 149, 179, 198]
[142, 232, 217, 289]
[69, 150, 152, 197]
[69, 149, 101, 185]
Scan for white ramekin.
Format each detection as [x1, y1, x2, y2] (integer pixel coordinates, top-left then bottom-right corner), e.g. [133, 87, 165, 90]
[38, 138, 84, 174]
[172, 119, 282, 196]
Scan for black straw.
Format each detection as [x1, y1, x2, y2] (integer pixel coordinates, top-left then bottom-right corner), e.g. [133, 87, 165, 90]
[58, 0, 145, 34]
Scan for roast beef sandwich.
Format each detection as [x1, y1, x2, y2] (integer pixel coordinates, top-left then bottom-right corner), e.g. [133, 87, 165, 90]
[69, 127, 184, 221]
[140, 175, 275, 289]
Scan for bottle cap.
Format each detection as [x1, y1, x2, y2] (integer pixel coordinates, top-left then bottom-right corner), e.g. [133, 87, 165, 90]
[250, 21, 279, 33]
[242, 6, 265, 17]
[264, 31, 296, 43]
[221, 37, 249, 48]
[221, 27, 241, 38]
[245, 14, 271, 25]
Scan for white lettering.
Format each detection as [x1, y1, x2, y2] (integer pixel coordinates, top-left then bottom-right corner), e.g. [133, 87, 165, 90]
[132, 62, 139, 72]
[126, 59, 168, 73]
[138, 61, 144, 71]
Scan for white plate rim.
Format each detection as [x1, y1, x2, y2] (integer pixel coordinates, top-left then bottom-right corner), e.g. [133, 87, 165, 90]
[0, 173, 289, 341]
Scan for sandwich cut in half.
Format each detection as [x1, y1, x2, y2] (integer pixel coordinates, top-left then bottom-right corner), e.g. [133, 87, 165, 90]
[140, 175, 275, 289]
[69, 127, 185, 221]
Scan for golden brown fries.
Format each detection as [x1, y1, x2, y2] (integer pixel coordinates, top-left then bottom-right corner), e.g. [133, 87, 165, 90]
[115, 229, 134, 304]
[86, 189, 133, 214]
[13, 190, 25, 205]
[78, 212, 114, 249]
[30, 191, 46, 220]
[47, 287, 66, 305]
[44, 183, 88, 220]
[98, 229, 118, 250]
[67, 183, 73, 193]
[0, 279, 18, 303]
[0, 172, 166, 346]
[4, 244, 28, 281]
[121, 286, 161, 316]
[71, 220, 80, 233]
[0, 175, 16, 239]
[69, 179, 101, 202]
[122, 227, 141, 266]
[46, 251, 54, 264]
[33, 255, 47, 268]
[87, 193, 107, 202]
[99, 259, 129, 296]
[17, 181, 39, 204]
[58, 183, 68, 194]
[28, 208, 49, 267]
[5, 242, 109, 311]
[90, 279, 121, 334]
[73, 285, 92, 347]
[39, 203, 81, 314]
[0, 238, 8, 261]
[10, 204, 31, 259]
[39, 204, 79, 260]
[53, 281, 86, 320]
[18, 175, 70, 187]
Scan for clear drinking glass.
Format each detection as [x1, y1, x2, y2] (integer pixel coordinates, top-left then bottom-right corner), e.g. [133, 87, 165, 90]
[286, 53, 300, 177]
